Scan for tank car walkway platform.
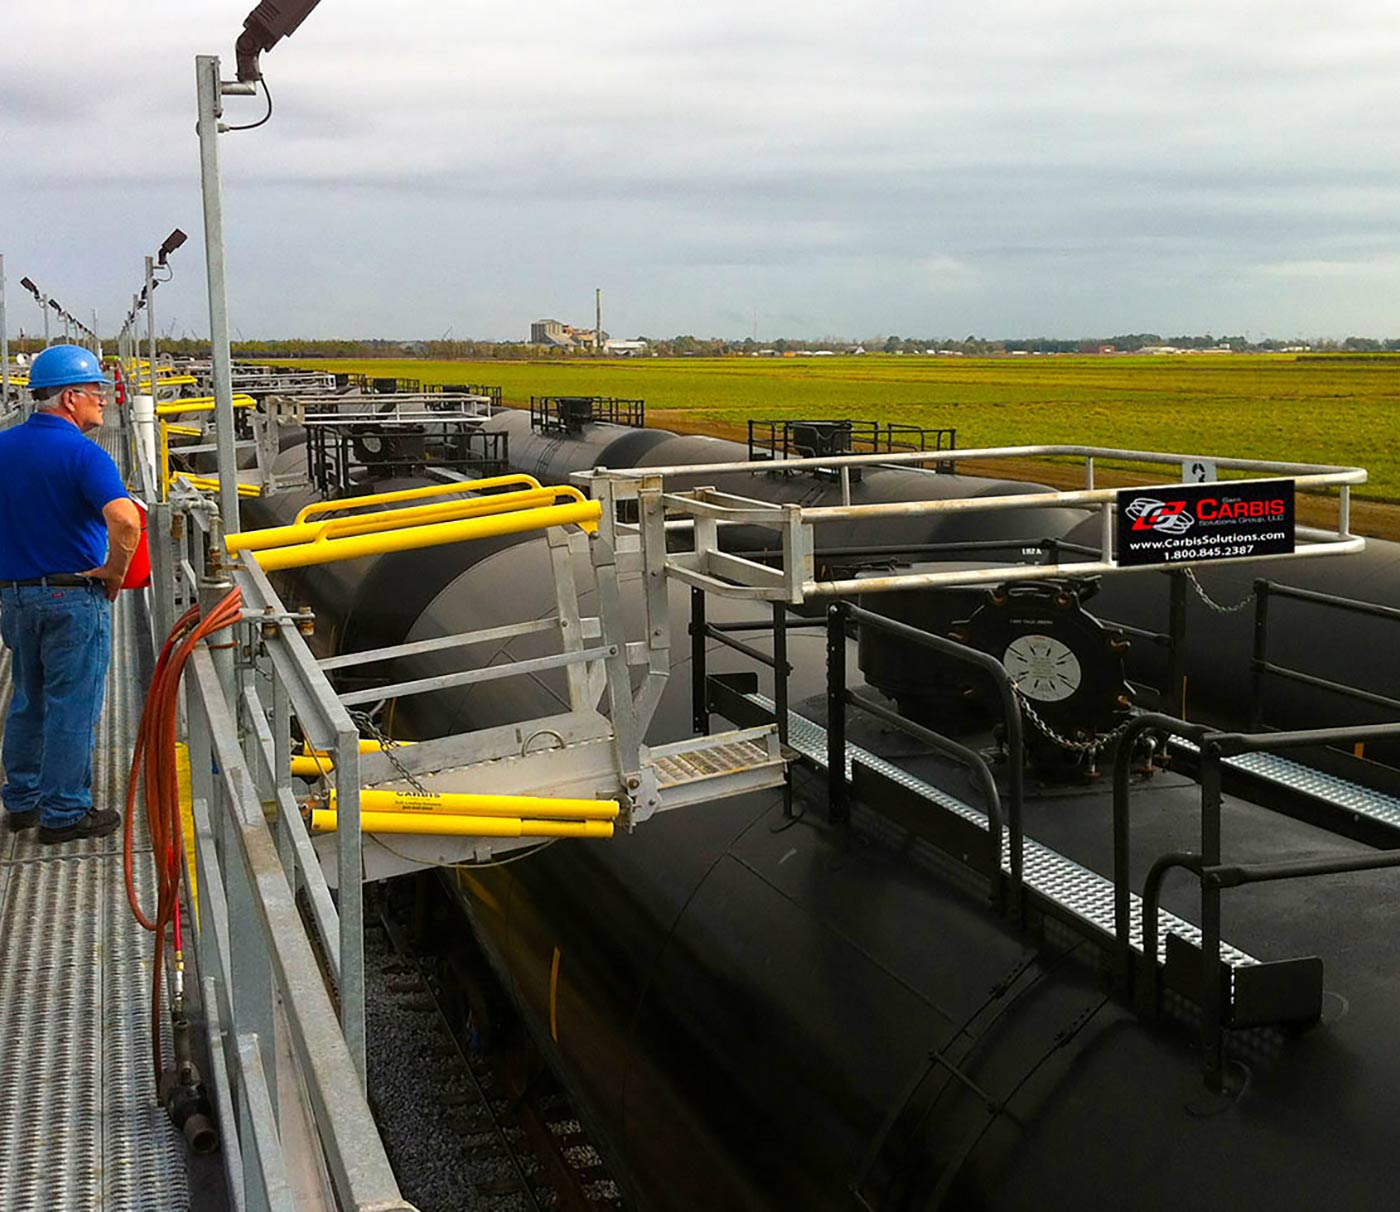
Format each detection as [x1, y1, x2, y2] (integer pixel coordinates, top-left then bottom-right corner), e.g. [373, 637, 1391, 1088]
[0, 592, 199, 1210]
[747, 692, 1263, 971]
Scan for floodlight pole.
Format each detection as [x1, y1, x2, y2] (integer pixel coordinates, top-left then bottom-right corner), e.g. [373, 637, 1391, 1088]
[195, 54, 252, 533]
[41, 294, 50, 348]
[145, 255, 159, 409]
[1, 254, 10, 413]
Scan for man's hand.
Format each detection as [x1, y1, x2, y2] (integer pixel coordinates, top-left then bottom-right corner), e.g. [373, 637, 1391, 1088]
[81, 498, 142, 602]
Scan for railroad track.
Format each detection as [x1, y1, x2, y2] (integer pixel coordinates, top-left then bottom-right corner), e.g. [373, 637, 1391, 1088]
[366, 889, 623, 1212]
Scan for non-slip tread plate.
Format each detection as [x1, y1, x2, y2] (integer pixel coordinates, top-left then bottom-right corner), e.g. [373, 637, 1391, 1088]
[750, 694, 1259, 969]
[0, 592, 189, 1210]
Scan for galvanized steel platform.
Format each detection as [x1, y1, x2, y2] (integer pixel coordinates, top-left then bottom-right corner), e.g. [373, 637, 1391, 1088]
[750, 693, 1261, 970]
[0, 590, 191, 1208]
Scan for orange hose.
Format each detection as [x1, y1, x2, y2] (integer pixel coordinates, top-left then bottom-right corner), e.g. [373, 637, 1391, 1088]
[125, 587, 244, 1085]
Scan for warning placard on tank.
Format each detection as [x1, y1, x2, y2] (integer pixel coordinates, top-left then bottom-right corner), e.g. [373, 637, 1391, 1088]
[1115, 479, 1295, 567]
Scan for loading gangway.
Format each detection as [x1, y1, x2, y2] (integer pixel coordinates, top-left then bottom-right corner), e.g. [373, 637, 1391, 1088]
[0, 392, 416, 1211]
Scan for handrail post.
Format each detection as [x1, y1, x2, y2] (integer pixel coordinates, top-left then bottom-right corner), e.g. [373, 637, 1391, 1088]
[773, 601, 793, 819]
[826, 601, 848, 824]
[1199, 741, 1226, 1092]
[1249, 579, 1270, 731]
[1167, 571, 1188, 717]
[690, 587, 708, 734]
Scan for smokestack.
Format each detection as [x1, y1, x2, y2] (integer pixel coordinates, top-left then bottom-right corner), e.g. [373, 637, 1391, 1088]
[596, 287, 602, 354]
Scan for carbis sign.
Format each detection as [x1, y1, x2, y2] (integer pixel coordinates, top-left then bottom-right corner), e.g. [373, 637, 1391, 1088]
[1116, 479, 1295, 567]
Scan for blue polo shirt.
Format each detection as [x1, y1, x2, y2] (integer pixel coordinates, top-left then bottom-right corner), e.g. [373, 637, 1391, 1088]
[0, 414, 128, 581]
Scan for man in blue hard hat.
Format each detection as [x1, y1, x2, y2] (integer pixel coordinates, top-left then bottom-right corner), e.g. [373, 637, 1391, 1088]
[0, 344, 141, 844]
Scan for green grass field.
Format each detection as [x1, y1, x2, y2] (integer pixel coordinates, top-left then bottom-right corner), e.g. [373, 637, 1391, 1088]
[275, 354, 1399, 500]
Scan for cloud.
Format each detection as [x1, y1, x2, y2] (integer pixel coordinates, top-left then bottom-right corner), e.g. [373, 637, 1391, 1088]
[8, 1, 1400, 338]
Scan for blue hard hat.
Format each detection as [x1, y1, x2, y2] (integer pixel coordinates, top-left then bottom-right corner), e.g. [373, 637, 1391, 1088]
[27, 344, 114, 390]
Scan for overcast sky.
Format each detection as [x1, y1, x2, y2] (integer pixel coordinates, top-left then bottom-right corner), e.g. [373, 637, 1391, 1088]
[6, 1, 1400, 341]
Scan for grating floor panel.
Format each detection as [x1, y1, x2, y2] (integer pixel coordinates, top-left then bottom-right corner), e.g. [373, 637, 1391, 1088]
[1170, 734, 1400, 831]
[750, 694, 1260, 969]
[0, 592, 190, 1209]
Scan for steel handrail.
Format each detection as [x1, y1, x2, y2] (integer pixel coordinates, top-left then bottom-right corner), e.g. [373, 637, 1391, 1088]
[239, 497, 603, 571]
[293, 473, 543, 523]
[845, 603, 1026, 907]
[230, 486, 588, 553]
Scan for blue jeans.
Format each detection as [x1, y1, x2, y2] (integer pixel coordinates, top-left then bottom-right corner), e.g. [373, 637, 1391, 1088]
[1, 583, 111, 828]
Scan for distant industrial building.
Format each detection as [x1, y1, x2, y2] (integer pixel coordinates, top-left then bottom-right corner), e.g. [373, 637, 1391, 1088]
[530, 318, 608, 349]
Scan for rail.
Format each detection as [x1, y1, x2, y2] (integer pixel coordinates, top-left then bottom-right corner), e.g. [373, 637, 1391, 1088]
[1114, 715, 1400, 1091]
[1249, 579, 1400, 732]
[143, 476, 415, 1210]
[583, 443, 1366, 602]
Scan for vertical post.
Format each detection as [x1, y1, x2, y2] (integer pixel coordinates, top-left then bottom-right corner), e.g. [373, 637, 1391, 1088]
[333, 734, 366, 1082]
[1167, 571, 1188, 718]
[826, 601, 848, 824]
[1199, 742, 1225, 1092]
[690, 587, 708, 734]
[195, 54, 243, 532]
[146, 255, 159, 415]
[773, 601, 793, 820]
[41, 293, 50, 348]
[1, 253, 9, 414]
[1249, 580, 1270, 732]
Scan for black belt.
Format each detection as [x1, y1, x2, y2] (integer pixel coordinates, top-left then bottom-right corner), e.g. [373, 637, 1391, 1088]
[2, 575, 95, 588]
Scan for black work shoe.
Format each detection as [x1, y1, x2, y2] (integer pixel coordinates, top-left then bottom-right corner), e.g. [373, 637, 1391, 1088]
[5, 810, 39, 832]
[38, 808, 121, 845]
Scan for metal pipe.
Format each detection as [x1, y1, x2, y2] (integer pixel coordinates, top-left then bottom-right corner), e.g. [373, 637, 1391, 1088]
[329, 788, 619, 820]
[1139, 852, 1203, 1016]
[145, 256, 158, 416]
[826, 602, 848, 824]
[310, 810, 615, 838]
[690, 587, 708, 734]
[195, 54, 242, 530]
[1111, 713, 1212, 989]
[228, 486, 588, 553]
[601, 442, 1367, 484]
[156, 395, 257, 414]
[846, 603, 1026, 911]
[245, 499, 603, 572]
[1200, 743, 1225, 1092]
[1, 253, 9, 415]
[805, 538, 1366, 599]
[844, 688, 1004, 867]
[293, 473, 543, 523]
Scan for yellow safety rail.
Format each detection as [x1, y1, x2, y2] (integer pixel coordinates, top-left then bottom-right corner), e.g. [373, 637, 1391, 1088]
[330, 788, 619, 820]
[293, 474, 543, 524]
[161, 419, 262, 500]
[225, 485, 601, 571]
[173, 474, 263, 499]
[155, 394, 256, 415]
[292, 739, 416, 778]
[139, 375, 199, 388]
[310, 810, 614, 839]
[164, 423, 203, 437]
[232, 485, 590, 555]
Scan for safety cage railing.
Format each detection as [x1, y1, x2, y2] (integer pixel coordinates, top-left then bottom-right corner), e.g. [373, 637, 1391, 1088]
[140, 467, 415, 1211]
[530, 394, 645, 433]
[746, 418, 957, 473]
[303, 410, 509, 497]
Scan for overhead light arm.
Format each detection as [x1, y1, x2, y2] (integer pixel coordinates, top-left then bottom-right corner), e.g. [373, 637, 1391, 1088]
[235, 1, 324, 82]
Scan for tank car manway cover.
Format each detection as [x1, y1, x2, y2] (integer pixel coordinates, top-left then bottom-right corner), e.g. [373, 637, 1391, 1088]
[582, 443, 1365, 603]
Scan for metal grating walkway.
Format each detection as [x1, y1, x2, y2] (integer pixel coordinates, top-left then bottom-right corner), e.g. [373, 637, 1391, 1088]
[750, 694, 1260, 969]
[0, 567, 190, 1205]
[1169, 734, 1400, 832]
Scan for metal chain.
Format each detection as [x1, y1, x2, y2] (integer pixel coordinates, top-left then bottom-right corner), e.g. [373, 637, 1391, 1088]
[1012, 688, 1137, 754]
[1184, 567, 1255, 614]
[348, 707, 430, 795]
